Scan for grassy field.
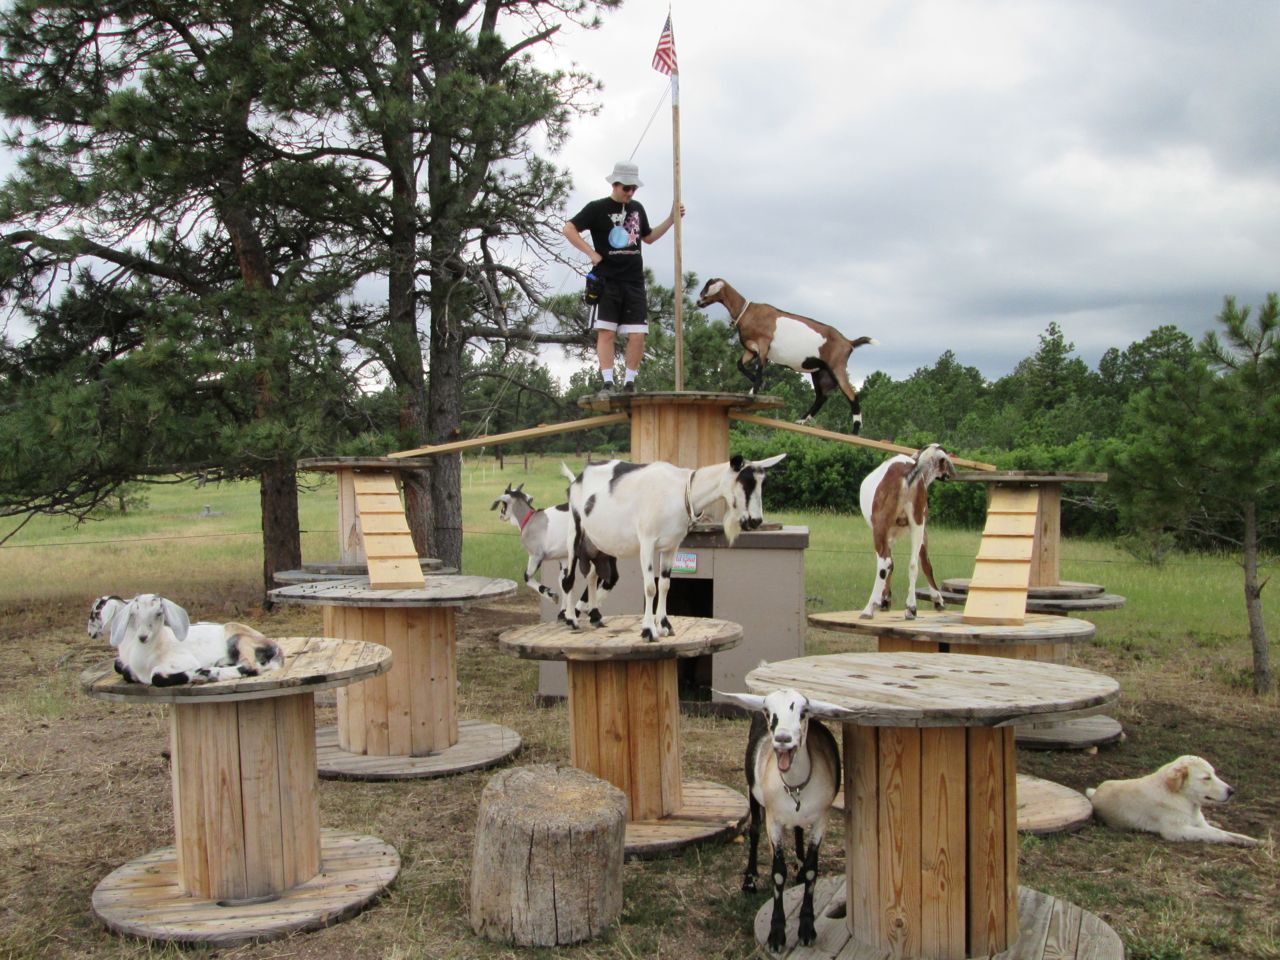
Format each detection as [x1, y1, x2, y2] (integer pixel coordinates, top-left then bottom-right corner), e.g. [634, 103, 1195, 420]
[0, 456, 1276, 960]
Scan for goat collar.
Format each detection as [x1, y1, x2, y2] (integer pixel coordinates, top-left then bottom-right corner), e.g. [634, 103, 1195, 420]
[781, 763, 813, 812]
[684, 470, 703, 524]
[518, 508, 536, 532]
[730, 300, 752, 327]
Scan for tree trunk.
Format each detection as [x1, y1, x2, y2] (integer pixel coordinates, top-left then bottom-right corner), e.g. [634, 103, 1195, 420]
[1241, 500, 1273, 694]
[427, 309, 464, 568]
[260, 459, 301, 601]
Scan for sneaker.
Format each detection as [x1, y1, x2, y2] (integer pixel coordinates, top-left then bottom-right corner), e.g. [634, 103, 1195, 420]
[595, 381, 617, 400]
[622, 382, 636, 394]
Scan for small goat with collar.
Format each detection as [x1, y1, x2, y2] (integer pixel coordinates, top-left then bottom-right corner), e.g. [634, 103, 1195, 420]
[696, 277, 876, 433]
[491, 482, 616, 621]
[559, 454, 786, 640]
[719, 688, 843, 953]
[859, 443, 955, 619]
[89, 594, 282, 687]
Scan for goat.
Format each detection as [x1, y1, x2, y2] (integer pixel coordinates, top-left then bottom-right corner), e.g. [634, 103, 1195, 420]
[858, 443, 955, 620]
[717, 688, 844, 952]
[490, 483, 617, 622]
[559, 454, 786, 640]
[90, 594, 283, 686]
[696, 277, 877, 434]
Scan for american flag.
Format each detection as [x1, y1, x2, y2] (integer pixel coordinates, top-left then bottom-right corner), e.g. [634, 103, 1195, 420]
[652, 14, 678, 75]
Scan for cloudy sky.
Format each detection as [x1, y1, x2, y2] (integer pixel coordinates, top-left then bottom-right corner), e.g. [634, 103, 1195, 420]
[539, 0, 1280, 382]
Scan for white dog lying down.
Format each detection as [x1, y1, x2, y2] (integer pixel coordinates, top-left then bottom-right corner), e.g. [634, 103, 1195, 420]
[88, 594, 283, 687]
[1087, 755, 1259, 846]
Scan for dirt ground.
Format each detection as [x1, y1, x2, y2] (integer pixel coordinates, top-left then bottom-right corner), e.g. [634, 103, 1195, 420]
[1, 588, 1276, 960]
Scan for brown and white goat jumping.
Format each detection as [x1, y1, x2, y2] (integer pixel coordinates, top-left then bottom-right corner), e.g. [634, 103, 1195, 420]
[859, 444, 955, 619]
[696, 277, 876, 434]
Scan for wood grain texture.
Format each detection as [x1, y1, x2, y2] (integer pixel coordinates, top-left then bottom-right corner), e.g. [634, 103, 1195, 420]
[315, 719, 521, 780]
[809, 610, 1096, 647]
[745, 652, 1119, 728]
[90, 830, 398, 946]
[498, 615, 742, 662]
[269, 575, 516, 608]
[469, 765, 626, 947]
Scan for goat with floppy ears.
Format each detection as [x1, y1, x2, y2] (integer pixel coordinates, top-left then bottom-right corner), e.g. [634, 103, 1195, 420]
[718, 687, 845, 952]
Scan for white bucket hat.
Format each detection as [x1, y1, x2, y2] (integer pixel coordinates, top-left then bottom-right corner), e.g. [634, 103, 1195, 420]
[604, 161, 643, 187]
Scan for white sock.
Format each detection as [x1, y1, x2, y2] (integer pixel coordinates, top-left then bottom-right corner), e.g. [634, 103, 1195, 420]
[624, 368, 638, 385]
[601, 368, 614, 383]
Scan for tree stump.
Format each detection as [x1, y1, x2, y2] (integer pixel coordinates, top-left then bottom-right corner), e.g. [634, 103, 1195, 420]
[470, 764, 626, 947]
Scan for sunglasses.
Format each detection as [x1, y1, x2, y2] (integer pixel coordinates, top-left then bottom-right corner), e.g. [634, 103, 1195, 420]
[614, 183, 637, 193]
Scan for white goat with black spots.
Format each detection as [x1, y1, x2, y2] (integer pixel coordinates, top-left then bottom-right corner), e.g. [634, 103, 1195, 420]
[491, 482, 616, 622]
[859, 443, 955, 619]
[718, 688, 844, 953]
[89, 594, 282, 687]
[559, 454, 786, 640]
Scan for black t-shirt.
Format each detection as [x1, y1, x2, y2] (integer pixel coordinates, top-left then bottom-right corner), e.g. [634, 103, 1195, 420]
[569, 197, 652, 283]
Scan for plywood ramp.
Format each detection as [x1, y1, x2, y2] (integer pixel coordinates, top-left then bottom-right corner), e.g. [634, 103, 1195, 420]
[352, 472, 425, 589]
[963, 486, 1039, 626]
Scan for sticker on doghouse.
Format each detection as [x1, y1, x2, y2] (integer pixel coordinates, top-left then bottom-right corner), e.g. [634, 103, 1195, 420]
[673, 551, 697, 574]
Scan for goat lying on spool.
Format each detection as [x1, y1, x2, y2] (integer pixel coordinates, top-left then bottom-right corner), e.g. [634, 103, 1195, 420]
[89, 594, 282, 686]
[559, 453, 786, 640]
[491, 482, 617, 622]
[718, 688, 843, 952]
[695, 277, 876, 434]
[859, 443, 955, 619]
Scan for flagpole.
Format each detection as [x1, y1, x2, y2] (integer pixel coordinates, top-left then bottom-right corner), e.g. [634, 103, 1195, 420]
[671, 70, 684, 391]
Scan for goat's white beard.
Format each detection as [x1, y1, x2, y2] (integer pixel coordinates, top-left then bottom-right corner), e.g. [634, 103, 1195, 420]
[722, 508, 741, 545]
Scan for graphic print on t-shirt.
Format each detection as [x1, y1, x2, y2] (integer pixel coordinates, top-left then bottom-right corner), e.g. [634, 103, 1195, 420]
[608, 209, 642, 249]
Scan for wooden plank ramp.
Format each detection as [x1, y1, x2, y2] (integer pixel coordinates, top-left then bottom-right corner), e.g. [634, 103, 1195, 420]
[963, 486, 1040, 626]
[352, 472, 425, 590]
[752, 877, 1122, 959]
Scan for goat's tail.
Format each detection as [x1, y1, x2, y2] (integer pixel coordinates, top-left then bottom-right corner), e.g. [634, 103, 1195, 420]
[848, 336, 877, 350]
[559, 462, 577, 484]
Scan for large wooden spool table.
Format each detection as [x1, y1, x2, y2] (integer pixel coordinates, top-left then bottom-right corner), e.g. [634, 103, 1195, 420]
[269, 576, 522, 780]
[80, 637, 399, 945]
[746, 652, 1123, 960]
[499, 615, 749, 859]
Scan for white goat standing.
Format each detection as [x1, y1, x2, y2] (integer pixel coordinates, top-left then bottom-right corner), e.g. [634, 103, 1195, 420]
[859, 443, 955, 620]
[491, 483, 617, 622]
[718, 688, 844, 953]
[89, 594, 282, 686]
[559, 454, 786, 640]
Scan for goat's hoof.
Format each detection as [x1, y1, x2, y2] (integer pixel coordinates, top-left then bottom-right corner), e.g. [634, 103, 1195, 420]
[880, 600, 891, 611]
[741, 875, 758, 893]
[660, 617, 674, 636]
[798, 923, 817, 947]
[640, 627, 657, 642]
[905, 607, 917, 620]
[934, 599, 946, 611]
[565, 619, 580, 631]
[767, 929, 787, 953]
[859, 611, 874, 620]
[589, 608, 604, 626]
[555, 610, 566, 621]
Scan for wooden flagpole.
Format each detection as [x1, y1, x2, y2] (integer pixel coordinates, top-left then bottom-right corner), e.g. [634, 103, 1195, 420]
[671, 69, 684, 391]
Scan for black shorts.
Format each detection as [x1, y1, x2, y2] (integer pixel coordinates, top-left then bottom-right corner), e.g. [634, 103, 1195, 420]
[591, 278, 649, 334]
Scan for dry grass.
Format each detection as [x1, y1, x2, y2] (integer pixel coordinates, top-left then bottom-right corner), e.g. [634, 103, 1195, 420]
[0, 465, 1276, 960]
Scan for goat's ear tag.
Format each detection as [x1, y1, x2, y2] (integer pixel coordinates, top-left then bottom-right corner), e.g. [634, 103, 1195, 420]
[730, 454, 745, 471]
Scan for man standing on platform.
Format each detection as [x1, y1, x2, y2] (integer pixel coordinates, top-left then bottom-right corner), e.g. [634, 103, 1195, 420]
[563, 160, 683, 397]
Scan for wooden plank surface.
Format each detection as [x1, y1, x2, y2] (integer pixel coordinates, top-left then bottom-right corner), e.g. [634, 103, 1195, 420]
[808, 609, 1096, 646]
[270, 575, 516, 608]
[498, 615, 742, 662]
[745, 652, 1118, 728]
[90, 830, 399, 946]
[82, 636, 393, 704]
[621, 779, 748, 861]
[315, 719, 521, 781]
[388, 412, 629, 458]
[727, 412, 997, 471]
[920, 727, 965, 959]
